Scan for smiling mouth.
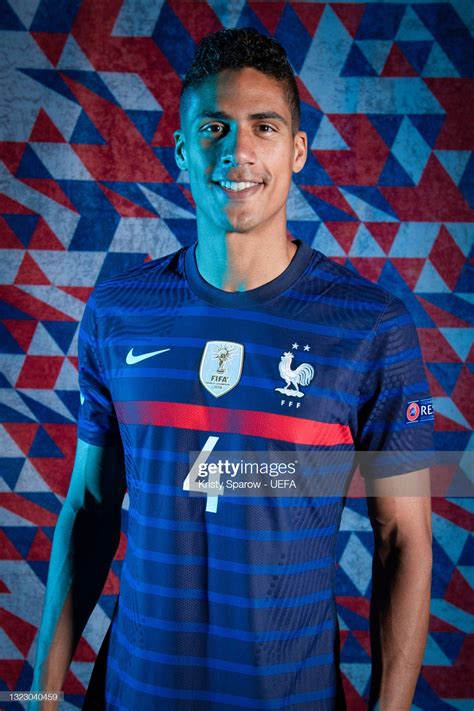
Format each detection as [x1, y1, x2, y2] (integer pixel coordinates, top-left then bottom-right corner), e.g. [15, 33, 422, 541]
[213, 180, 263, 197]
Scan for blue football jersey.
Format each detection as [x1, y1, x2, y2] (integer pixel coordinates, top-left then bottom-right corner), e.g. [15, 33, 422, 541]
[77, 239, 434, 710]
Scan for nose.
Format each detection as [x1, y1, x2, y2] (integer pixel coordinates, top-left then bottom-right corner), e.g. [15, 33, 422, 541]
[219, 125, 256, 167]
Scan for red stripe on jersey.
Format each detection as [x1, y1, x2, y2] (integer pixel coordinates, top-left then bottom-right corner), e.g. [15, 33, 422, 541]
[115, 401, 354, 447]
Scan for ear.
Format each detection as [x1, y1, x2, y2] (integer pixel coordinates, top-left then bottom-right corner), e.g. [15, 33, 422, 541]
[292, 130, 307, 174]
[174, 129, 188, 170]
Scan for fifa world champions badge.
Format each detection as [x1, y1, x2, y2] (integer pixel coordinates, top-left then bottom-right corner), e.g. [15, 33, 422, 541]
[199, 341, 244, 398]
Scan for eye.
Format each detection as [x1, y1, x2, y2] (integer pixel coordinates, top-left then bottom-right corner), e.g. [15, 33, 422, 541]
[258, 124, 276, 133]
[200, 123, 225, 135]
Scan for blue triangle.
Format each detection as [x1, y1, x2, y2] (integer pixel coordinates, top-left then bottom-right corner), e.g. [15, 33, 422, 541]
[431, 538, 455, 597]
[16, 144, 52, 179]
[287, 221, 320, 246]
[28, 561, 50, 586]
[0, 404, 34, 422]
[19, 392, 71, 424]
[340, 633, 371, 663]
[61, 70, 117, 104]
[300, 103, 323, 146]
[70, 111, 106, 145]
[454, 262, 474, 292]
[335, 565, 365, 597]
[102, 180, 160, 213]
[56, 390, 81, 419]
[42, 321, 78, 354]
[426, 363, 463, 395]
[1, 527, 37, 558]
[459, 537, 474, 566]
[0, 0, 25, 29]
[341, 44, 378, 77]
[0, 458, 24, 489]
[413, 673, 457, 711]
[19, 69, 77, 103]
[342, 186, 398, 219]
[419, 294, 474, 326]
[31, 0, 82, 32]
[378, 261, 435, 327]
[379, 153, 415, 186]
[236, 4, 269, 35]
[397, 40, 433, 73]
[0, 323, 24, 354]
[301, 191, 356, 222]
[408, 114, 445, 148]
[275, 4, 313, 73]
[69, 214, 119, 251]
[97, 252, 147, 282]
[22, 492, 62, 514]
[151, 147, 181, 182]
[163, 219, 197, 247]
[146, 183, 197, 214]
[152, 2, 196, 76]
[293, 152, 333, 185]
[0, 300, 33, 319]
[127, 110, 162, 144]
[431, 631, 465, 663]
[29, 426, 64, 458]
[356, 4, 405, 40]
[368, 114, 404, 148]
[459, 153, 474, 209]
[3, 214, 39, 247]
[0, 373, 11, 387]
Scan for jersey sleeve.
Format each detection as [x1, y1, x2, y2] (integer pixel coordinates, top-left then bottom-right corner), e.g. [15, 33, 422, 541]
[355, 294, 435, 478]
[77, 291, 121, 447]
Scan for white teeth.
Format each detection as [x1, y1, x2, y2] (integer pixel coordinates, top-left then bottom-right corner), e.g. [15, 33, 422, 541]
[219, 181, 260, 192]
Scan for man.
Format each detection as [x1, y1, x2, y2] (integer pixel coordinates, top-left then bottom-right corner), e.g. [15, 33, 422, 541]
[32, 28, 434, 710]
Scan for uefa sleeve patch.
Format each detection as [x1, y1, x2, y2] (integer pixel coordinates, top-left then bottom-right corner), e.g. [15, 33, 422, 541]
[405, 398, 434, 424]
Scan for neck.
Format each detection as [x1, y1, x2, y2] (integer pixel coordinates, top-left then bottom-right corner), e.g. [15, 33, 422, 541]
[195, 222, 297, 293]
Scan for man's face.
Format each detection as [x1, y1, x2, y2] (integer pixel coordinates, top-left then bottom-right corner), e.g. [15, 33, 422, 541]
[174, 67, 307, 235]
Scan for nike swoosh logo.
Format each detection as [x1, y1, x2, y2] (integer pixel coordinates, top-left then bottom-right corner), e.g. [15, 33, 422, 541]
[126, 348, 171, 365]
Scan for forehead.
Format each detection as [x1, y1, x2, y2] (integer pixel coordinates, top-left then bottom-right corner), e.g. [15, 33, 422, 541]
[181, 67, 290, 124]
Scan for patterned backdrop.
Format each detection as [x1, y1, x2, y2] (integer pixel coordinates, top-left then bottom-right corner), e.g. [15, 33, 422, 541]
[0, 0, 473, 708]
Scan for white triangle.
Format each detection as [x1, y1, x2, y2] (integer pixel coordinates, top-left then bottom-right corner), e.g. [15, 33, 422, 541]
[28, 323, 64, 356]
[414, 261, 450, 293]
[433, 396, 470, 428]
[139, 185, 195, 219]
[15, 459, 51, 493]
[311, 223, 345, 257]
[432, 511, 469, 565]
[55, 358, 80, 390]
[311, 115, 348, 150]
[6, 0, 41, 29]
[443, 224, 474, 257]
[0, 477, 12, 492]
[339, 663, 371, 696]
[287, 183, 318, 221]
[0, 507, 35, 525]
[396, 6, 433, 41]
[17, 389, 76, 421]
[0, 424, 27, 457]
[423, 634, 452, 666]
[58, 36, 95, 70]
[68, 324, 80, 357]
[349, 224, 386, 257]
[340, 505, 371, 532]
[423, 42, 459, 77]
[340, 189, 397, 222]
[207, 0, 246, 28]
[0, 354, 27, 388]
[0, 629, 24, 659]
[456, 293, 474, 305]
[439, 328, 474, 361]
[435, 151, 471, 186]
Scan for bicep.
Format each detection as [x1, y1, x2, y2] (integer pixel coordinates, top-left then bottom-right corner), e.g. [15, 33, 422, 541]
[66, 437, 126, 515]
[366, 469, 432, 553]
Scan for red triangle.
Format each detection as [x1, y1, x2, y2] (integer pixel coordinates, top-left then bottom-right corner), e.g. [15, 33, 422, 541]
[429, 225, 466, 292]
[418, 328, 462, 363]
[14, 253, 51, 285]
[434, 411, 469, 432]
[0, 661, 24, 690]
[445, 569, 474, 615]
[352, 630, 372, 656]
[63, 668, 87, 694]
[58, 286, 94, 303]
[305, 186, 358, 220]
[0, 579, 10, 593]
[350, 257, 385, 283]
[326, 221, 359, 253]
[27, 528, 53, 560]
[425, 367, 447, 397]
[178, 185, 196, 210]
[295, 76, 321, 111]
[429, 614, 461, 633]
[28, 217, 66, 250]
[336, 596, 370, 619]
[332, 3, 366, 38]
[98, 183, 157, 218]
[103, 567, 121, 594]
[0, 142, 26, 174]
[3, 423, 40, 455]
[452, 366, 474, 429]
[382, 43, 417, 77]
[390, 258, 425, 290]
[248, 1, 285, 35]
[291, 2, 325, 35]
[31, 32, 68, 66]
[3, 314, 37, 352]
[0, 607, 37, 656]
[0, 530, 22, 559]
[417, 296, 471, 328]
[21, 178, 77, 212]
[0, 194, 33, 214]
[29, 108, 65, 143]
[0, 216, 25, 248]
[68, 355, 79, 370]
[365, 223, 399, 254]
[72, 636, 97, 662]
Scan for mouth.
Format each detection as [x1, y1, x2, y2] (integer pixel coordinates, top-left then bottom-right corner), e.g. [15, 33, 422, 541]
[213, 180, 263, 199]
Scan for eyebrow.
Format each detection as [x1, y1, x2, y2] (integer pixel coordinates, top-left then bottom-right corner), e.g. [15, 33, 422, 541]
[195, 110, 288, 126]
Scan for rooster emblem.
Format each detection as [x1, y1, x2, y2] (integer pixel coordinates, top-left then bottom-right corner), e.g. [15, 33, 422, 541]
[275, 351, 314, 398]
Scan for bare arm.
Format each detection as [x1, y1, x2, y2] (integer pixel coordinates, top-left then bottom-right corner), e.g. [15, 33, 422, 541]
[30, 438, 126, 709]
[366, 469, 432, 711]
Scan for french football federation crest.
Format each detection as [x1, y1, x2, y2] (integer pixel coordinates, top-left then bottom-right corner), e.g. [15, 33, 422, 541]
[275, 350, 314, 398]
[199, 341, 244, 398]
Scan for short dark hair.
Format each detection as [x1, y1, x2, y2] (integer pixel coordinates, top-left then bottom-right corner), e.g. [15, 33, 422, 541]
[180, 27, 300, 135]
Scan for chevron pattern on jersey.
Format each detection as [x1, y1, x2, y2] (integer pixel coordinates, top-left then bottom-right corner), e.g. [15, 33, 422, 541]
[0, 1, 472, 708]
